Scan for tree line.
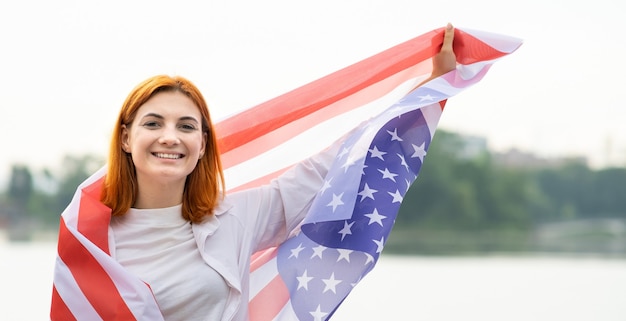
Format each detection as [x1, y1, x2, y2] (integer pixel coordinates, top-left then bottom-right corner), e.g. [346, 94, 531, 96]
[0, 155, 104, 232]
[1, 130, 625, 247]
[399, 130, 626, 230]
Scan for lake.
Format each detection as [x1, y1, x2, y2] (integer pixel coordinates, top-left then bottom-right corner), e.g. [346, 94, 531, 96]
[2, 241, 625, 320]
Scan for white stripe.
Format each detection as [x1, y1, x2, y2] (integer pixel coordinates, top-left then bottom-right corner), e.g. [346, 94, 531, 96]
[421, 103, 444, 139]
[271, 300, 300, 321]
[249, 255, 279, 300]
[457, 60, 497, 81]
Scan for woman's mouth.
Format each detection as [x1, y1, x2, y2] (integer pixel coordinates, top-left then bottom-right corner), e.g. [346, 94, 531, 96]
[153, 152, 184, 159]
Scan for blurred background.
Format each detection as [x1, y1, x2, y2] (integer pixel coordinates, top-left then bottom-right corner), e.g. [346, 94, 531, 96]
[1, 0, 625, 320]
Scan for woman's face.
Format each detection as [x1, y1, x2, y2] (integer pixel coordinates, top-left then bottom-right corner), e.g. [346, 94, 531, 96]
[121, 91, 206, 187]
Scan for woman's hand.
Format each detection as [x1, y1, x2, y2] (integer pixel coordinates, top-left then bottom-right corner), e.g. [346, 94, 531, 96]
[412, 23, 457, 89]
[431, 23, 456, 78]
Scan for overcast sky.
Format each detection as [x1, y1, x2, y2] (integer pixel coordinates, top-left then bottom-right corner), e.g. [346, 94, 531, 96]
[1, 0, 624, 183]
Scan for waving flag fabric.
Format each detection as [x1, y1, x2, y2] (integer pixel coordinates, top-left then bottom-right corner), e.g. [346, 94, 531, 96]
[51, 26, 522, 321]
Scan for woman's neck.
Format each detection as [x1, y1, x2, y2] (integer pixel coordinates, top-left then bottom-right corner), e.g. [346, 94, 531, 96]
[133, 176, 185, 209]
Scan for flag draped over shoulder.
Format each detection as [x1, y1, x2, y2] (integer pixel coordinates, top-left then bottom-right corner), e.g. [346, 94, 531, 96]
[50, 26, 522, 321]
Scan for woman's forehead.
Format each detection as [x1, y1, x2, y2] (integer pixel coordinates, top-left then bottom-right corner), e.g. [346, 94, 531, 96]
[136, 91, 201, 119]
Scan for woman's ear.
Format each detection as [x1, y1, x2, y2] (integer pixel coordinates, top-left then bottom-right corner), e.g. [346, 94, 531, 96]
[199, 132, 207, 159]
[121, 124, 131, 153]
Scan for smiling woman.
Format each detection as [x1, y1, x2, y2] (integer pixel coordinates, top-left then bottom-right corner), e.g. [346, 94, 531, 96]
[101, 75, 224, 224]
[46, 24, 508, 321]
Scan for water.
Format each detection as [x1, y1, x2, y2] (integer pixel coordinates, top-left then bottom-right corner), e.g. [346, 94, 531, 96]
[2, 241, 625, 321]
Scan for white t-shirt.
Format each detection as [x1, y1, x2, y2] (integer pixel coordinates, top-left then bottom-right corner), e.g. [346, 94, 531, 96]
[110, 204, 229, 321]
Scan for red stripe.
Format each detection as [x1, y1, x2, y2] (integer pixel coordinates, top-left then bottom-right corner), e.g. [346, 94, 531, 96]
[249, 275, 290, 321]
[57, 217, 138, 320]
[229, 167, 291, 193]
[216, 29, 442, 157]
[50, 285, 77, 321]
[454, 28, 510, 65]
[76, 178, 111, 254]
[250, 246, 279, 273]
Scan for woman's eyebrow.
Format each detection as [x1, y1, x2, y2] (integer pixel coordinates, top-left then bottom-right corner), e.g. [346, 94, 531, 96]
[179, 116, 199, 123]
[140, 113, 198, 123]
[141, 112, 164, 120]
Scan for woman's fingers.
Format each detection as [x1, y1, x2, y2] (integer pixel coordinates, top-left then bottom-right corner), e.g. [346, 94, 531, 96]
[441, 23, 455, 52]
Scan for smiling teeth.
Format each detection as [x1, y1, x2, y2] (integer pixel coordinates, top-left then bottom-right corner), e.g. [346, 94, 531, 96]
[155, 153, 182, 159]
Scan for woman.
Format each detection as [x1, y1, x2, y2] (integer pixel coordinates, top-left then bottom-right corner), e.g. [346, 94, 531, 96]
[54, 24, 457, 320]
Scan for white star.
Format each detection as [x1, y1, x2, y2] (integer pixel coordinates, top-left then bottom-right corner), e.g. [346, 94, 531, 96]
[397, 153, 409, 172]
[319, 177, 332, 195]
[363, 253, 375, 265]
[337, 146, 350, 159]
[322, 272, 342, 294]
[418, 94, 435, 101]
[364, 208, 387, 226]
[297, 270, 314, 290]
[289, 243, 305, 259]
[341, 156, 357, 172]
[327, 193, 344, 212]
[369, 146, 386, 160]
[311, 245, 327, 259]
[337, 248, 353, 262]
[310, 305, 328, 321]
[388, 189, 403, 203]
[357, 183, 377, 202]
[338, 220, 354, 241]
[387, 128, 403, 141]
[405, 179, 412, 193]
[373, 237, 385, 253]
[378, 168, 398, 182]
[411, 142, 427, 162]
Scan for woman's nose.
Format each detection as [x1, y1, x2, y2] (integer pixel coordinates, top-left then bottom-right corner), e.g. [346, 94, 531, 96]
[158, 126, 181, 145]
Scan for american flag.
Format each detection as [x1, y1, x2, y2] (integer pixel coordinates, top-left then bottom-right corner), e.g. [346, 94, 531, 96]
[242, 28, 522, 320]
[50, 26, 522, 320]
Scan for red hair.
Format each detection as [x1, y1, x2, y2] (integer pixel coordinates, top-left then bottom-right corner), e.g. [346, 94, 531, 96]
[101, 75, 225, 223]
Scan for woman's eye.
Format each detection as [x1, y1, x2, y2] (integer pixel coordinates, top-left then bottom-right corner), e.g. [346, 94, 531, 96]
[180, 124, 197, 131]
[142, 121, 160, 128]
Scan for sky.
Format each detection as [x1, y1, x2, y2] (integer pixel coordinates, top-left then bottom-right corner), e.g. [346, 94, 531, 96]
[1, 0, 624, 185]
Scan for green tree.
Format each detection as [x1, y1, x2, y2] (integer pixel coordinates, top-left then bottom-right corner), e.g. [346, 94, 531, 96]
[8, 165, 33, 214]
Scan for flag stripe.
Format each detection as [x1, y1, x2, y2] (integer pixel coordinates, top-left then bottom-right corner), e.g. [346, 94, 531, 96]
[76, 178, 110, 254]
[454, 28, 514, 64]
[57, 217, 137, 320]
[228, 167, 291, 193]
[271, 301, 300, 321]
[249, 275, 290, 321]
[250, 245, 279, 273]
[250, 254, 280, 298]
